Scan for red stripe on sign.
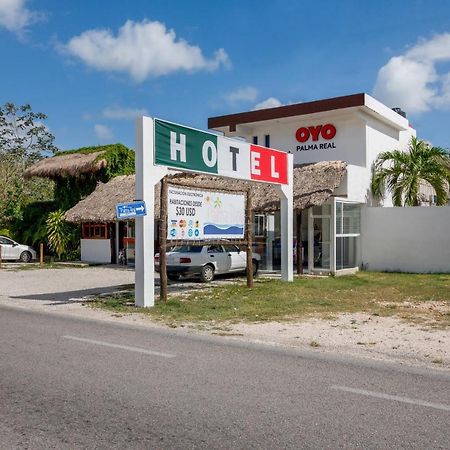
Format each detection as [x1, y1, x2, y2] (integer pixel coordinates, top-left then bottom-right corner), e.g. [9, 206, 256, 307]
[249, 145, 288, 184]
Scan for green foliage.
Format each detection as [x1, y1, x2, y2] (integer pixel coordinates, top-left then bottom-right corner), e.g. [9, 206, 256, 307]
[0, 102, 58, 157]
[46, 210, 71, 259]
[11, 201, 56, 247]
[53, 143, 135, 210]
[0, 227, 12, 237]
[371, 137, 450, 206]
[0, 102, 57, 228]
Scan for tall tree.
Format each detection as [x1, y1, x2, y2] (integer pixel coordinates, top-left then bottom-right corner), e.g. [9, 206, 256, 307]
[371, 137, 450, 206]
[0, 103, 57, 226]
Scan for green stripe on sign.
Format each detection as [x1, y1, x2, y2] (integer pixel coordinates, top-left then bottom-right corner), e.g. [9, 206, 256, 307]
[155, 119, 218, 174]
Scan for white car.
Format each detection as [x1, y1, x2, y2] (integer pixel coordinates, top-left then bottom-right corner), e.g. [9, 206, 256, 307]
[0, 235, 37, 263]
[155, 244, 261, 282]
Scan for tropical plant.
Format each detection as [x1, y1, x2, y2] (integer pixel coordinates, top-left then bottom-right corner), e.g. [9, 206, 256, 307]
[0, 102, 57, 227]
[46, 210, 71, 259]
[371, 137, 450, 206]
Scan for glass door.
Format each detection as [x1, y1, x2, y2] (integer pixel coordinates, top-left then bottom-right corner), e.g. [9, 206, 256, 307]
[313, 217, 331, 270]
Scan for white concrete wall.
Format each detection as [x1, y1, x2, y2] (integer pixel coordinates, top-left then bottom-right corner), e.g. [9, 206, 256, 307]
[361, 206, 450, 273]
[235, 110, 367, 167]
[81, 239, 111, 263]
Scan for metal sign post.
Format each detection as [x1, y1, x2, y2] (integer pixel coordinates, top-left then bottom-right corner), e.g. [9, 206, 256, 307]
[135, 117, 167, 308]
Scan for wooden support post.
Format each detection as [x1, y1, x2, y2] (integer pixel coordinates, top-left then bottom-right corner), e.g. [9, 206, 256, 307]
[159, 178, 168, 302]
[246, 189, 253, 288]
[40, 243, 44, 266]
[296, 210, 303, 275]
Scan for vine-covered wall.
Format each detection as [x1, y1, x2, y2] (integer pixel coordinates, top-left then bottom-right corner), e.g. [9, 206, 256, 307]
[54, 143, 135, 210]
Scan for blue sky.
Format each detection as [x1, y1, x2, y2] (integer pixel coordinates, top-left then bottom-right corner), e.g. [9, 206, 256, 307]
[1, 0, 450, 150]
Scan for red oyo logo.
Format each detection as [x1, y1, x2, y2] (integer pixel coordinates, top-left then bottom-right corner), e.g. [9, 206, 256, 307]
[295, 124, 336, 143]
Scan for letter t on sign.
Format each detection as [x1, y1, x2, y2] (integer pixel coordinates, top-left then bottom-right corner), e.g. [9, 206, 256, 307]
[230, 146, 239, 171]
[170, 131, 186, 162]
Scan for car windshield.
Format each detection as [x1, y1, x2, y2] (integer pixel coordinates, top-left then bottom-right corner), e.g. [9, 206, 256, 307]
[170, 246, 203, 253]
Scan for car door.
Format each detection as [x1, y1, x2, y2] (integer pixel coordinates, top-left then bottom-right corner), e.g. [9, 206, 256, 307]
[223, 245, 246, 271]
[0, 237, 15, 260]
[206, 245, 230, 273]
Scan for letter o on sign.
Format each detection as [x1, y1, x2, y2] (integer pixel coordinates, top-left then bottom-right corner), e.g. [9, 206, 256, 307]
[295, 127, 310, 143]
[321, 123, 336, 140]
[202, 140, 217, 168]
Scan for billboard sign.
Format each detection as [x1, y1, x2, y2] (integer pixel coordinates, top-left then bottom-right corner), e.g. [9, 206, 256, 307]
[154, 119, 288, 185]
[167, 186, 245, 240]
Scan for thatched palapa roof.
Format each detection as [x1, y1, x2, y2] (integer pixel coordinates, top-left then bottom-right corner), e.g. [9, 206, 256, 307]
[24, 151, 107, 179]
[65, 175, 135, 223]
[64, 161, 346, 223]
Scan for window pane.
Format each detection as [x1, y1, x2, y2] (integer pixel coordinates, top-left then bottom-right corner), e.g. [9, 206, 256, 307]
[313, 204, 331, 216]
[342, 204, 360, 234]
[336, 236, 358, 269]
[336, 201, 343, 235]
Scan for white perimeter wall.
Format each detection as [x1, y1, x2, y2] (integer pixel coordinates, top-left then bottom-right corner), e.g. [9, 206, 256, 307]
[361, 207, 450, 273]
[81, 239, 111, 263]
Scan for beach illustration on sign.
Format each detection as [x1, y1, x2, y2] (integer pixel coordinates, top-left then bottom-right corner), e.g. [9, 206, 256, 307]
[203, 223, 244, 236]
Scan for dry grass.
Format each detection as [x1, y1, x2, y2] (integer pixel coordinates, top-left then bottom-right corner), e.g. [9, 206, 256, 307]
[90, 272, 450, 328]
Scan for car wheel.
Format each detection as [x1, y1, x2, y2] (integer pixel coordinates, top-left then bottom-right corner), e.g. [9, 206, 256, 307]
[200, 264, 214, 283]
[167, 273, 181, 281]
[20, 251, 32, 263]
[252, 259, 259, 276]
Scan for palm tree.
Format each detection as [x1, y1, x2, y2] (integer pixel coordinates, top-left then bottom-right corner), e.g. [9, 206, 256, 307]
[371, 137, 450, 206]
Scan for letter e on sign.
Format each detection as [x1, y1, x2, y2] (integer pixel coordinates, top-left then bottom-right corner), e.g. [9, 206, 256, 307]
[250, 145, 288, 184]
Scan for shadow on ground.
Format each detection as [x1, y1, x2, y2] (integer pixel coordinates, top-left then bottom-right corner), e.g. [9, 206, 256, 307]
[10, 285, 135, 305]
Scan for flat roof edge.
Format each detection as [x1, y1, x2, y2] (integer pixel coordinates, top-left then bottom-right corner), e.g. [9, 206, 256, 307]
[208, 93, 366, 129]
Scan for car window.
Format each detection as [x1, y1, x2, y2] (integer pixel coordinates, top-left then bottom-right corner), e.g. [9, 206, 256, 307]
[170, 246, 203, 253]
[223, 245, 239, 253]
[207, 245, 224, 253]
[0, 237, 13, 245]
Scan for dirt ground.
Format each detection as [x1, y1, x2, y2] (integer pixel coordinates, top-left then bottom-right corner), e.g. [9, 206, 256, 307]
[1, 266, 449, 370]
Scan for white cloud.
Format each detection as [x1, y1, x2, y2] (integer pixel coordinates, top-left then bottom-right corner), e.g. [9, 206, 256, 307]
[224, 86, 259, 104]
[63, 19, 230, 81]
[101, 106, 149, 120]
[252, 97, 282, 110]
[94, 124, 114, 141]
[373, 33, 450, 113]
[0, 0, 42, 33]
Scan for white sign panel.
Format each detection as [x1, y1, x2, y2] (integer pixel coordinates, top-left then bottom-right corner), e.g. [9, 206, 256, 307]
[167, 186, 245, 240]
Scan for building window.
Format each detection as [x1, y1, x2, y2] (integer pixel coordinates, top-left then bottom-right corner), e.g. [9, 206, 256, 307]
[82, 222, 109, 239]
[335, 201, 360, 269]
[253, 136, 258, 145]
[253, 214, 266, 237]
[264, 134, 270, 147]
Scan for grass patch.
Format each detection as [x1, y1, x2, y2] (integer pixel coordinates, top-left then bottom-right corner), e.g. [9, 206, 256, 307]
[89, 272, 450, 327]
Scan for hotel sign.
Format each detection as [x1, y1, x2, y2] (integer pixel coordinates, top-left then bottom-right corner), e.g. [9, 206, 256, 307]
[155, 119, 288, 185]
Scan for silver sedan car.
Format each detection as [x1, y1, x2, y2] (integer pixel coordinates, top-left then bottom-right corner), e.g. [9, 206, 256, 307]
[0, 235, 37, 262]
[155, 244, 261, 282]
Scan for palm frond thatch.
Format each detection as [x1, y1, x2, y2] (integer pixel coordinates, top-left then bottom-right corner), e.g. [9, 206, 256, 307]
[24, 151, 107, 179]
[64, 161, 347, 223]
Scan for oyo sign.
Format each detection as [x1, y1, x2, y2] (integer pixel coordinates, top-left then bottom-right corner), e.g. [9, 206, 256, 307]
[295, 124, 336, 142]
[155, 119, 288, 184]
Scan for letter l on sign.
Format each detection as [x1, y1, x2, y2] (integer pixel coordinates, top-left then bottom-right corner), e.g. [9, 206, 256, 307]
[250, 144, 288, 184]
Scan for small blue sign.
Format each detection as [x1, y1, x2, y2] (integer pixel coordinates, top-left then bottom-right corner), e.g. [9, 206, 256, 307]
[116, 201, 147, 219]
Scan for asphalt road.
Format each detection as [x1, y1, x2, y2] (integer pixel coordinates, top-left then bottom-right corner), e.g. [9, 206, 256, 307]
[1, 306, 449, 449]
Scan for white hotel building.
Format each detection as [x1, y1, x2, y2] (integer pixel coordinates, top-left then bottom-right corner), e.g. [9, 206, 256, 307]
[208, 93, 450, 274]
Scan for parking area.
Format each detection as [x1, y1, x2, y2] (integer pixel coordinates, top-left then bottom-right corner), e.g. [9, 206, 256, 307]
[0, 265, 248, 304]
